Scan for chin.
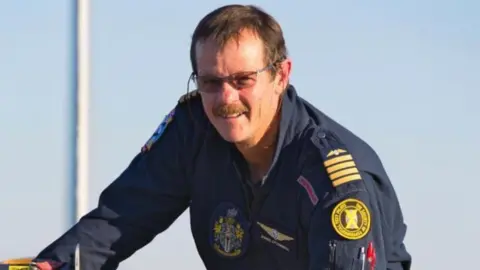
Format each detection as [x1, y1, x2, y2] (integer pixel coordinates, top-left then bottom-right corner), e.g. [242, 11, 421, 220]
[213, 124, 250, 143]
[211, 117, 252, 143]
[217, 130, 250, 143]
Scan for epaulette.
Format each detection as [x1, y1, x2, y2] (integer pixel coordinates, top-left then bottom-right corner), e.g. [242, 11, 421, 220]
[178, 89, 200, 104]
[312, 129, 363, 188]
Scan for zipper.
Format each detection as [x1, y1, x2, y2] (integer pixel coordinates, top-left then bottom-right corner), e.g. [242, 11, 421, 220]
[230, 145, 271, 223]
[328, 240, 337, 270]
[231, 148, 253, 220]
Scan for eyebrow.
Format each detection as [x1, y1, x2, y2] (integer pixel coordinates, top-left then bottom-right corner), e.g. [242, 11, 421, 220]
[197, 70, 257, 78]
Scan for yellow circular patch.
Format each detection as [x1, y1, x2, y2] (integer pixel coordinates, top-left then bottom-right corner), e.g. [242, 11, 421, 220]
[331, 198, 371, 240]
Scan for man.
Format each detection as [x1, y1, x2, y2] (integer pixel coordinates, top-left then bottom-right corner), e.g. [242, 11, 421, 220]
[33, 4, 411, 270]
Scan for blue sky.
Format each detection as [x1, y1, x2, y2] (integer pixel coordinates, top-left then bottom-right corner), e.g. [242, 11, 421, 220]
[0, 1, 478, 269]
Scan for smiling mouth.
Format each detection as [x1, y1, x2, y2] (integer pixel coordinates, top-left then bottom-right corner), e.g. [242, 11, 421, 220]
[220, 112, 247, 119]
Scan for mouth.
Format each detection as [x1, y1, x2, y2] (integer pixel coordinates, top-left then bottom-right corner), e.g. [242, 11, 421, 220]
[220, 112, 247, 119]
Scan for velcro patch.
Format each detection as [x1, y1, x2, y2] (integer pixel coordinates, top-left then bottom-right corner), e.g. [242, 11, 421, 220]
[331, 198, 371, 240]
[297, 175, 319, 206]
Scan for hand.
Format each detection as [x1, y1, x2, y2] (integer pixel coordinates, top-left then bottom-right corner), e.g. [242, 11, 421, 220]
[0, 257, 64, 270]
[34, 261, 65, 270]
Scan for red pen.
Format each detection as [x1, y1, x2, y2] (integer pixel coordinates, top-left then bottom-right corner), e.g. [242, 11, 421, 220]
[367, 242, 376, 270]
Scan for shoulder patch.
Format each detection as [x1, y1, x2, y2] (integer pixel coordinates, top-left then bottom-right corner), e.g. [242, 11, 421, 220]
[331, 198, 371, 240]
[178, 90, 200, 104]
[312, 129, 362, 187]
[141, 108, 175, 152]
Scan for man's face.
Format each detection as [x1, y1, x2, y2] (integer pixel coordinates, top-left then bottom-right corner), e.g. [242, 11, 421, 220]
[195, 30, 288, 143]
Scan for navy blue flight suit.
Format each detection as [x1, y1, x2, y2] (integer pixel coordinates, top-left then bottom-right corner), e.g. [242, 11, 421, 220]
[34, 85, 412, 270]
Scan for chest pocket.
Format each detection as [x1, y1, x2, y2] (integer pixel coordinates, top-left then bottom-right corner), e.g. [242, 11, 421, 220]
[253, 186, 309, 270]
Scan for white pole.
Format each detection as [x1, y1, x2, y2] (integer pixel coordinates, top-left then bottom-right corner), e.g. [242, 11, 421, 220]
[75, 0, 90, 223]
[70, 0, 90, 269]
[70, 0, 90, 226]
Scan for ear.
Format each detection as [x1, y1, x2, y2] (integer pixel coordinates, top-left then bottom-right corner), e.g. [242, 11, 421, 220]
[276, 57, 292, 92]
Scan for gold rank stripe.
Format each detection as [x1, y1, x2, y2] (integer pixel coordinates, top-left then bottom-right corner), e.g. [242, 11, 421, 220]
[324, 154, 362, 187]
[324, 154, 353, 167]
[330, 167, 359, 180]
[326, 161, 356, 174]
[332, 174, 362, 187]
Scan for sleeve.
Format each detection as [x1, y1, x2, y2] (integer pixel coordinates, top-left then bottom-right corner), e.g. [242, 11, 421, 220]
[34, 106, 192, 270]
[308, 172, 386, 270]
[304, 128, 411, 270]
[369, 171, 412, 270]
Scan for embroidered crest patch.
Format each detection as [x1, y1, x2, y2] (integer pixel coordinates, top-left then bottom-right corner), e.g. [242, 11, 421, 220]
[210, 202, 250, 258]
[331, 198, 371, 240]
[141, 108, 175, 152]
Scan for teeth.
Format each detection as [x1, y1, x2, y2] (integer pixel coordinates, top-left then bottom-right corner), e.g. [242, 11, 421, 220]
[223, 113, 242, 118]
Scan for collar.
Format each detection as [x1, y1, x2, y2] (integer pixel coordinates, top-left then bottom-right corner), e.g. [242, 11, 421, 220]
[262, 84, 309, 184]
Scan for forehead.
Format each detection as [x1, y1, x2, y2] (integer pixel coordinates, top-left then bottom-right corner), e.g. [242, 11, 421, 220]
[195, 30, 266, 76]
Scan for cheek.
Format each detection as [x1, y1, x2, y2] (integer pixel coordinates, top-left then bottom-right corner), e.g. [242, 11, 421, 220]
[239, 92, 261, 120]
[201, 96, 215, 119]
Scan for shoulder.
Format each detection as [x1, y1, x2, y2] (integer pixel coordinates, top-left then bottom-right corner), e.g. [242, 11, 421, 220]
[322, 116, 390, 183]
[141, 89, 208, 153]
[296, 96, 387, 180]
[297, 112, 389, 203]
[178, 89, 201, 104]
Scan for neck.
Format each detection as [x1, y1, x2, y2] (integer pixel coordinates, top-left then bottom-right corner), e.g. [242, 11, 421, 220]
[235, 110, 281, 177]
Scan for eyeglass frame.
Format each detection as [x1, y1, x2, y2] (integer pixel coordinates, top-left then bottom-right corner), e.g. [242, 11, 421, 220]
[189, 61, 279, 94]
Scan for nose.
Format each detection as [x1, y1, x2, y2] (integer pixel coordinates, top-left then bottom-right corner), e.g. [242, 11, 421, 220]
[217, 82, 240, 103]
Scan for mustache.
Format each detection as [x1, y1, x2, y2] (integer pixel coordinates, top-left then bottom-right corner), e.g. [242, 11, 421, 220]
[213, 103, 249, 117]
